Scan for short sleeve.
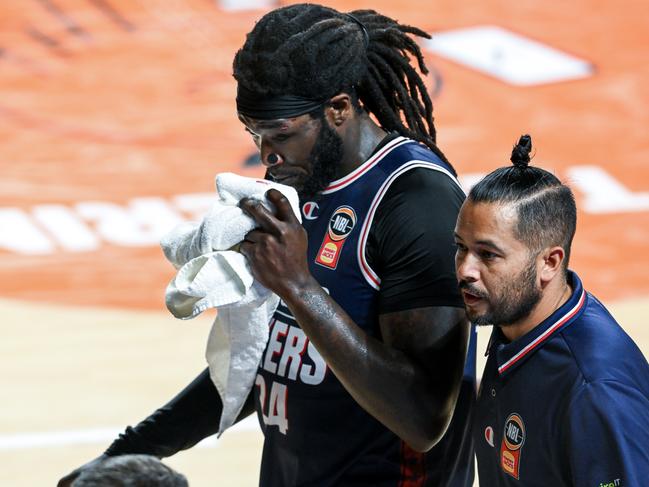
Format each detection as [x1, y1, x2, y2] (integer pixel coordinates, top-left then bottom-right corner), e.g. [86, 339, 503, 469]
[565, 380, 649, 487]
[365, 166, 465, 314]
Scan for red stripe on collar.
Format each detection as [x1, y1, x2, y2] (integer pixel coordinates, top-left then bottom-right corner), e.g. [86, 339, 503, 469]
[321, 137, 408, 193]
[498, 290, 586, 375]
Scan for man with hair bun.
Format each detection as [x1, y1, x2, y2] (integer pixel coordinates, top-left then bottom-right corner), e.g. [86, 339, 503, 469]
[60, 4, 476, 486]
[455, 135, 649, 486]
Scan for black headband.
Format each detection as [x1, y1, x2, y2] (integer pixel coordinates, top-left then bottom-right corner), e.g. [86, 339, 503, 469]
[236, 85, 326, 120]
[236, 15, 368, 120]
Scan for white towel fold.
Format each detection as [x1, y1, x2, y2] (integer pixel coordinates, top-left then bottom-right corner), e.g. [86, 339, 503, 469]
[161, 172, 301, 434]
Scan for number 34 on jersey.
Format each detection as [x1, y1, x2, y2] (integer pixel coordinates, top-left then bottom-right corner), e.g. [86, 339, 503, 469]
[255, 317, 327, 435]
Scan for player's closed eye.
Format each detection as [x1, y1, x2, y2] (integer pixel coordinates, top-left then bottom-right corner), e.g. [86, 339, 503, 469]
[479, 250, 498, 260]
[272, 133, 291, 143]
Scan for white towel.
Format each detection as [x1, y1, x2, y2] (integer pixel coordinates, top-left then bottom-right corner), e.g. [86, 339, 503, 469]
[161, 174, 300, 269]
[161, 172, 301, 434]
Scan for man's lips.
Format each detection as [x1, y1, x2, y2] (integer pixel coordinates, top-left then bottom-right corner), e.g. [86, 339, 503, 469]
[462, 290, 483, 306]
[458, 282, 487, 306]
[269, 172, 300, 184]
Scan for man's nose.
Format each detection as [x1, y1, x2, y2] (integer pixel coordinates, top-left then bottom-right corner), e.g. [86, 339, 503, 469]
[260, 141, 283, 167]
[456, 253, 479, 283]
[264, 153, 282, 166]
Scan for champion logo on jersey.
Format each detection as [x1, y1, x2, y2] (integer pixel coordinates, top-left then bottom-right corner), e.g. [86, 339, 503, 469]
[500, 413, 526, 479]
[315, 206, 357, 270]
[302, 201, 320, 220]
[485, 426, 495, 447]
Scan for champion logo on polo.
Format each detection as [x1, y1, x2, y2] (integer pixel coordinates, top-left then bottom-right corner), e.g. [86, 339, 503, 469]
[485, 426, 495, 447]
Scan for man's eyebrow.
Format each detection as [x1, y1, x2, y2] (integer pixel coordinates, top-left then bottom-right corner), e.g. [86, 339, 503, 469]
[475, 239, 505, 254]
[256, 120, 289, 129]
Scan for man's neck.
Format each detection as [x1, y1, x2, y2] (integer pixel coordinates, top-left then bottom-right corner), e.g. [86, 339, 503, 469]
[501, 278, 573, 342]
[337, 116, 386, 178]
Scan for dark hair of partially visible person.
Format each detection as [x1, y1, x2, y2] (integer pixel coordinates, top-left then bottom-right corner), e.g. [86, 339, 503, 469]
[468, 134, 577, 273]
[70, 454, 189, 487]
[232, 3, 454, 174]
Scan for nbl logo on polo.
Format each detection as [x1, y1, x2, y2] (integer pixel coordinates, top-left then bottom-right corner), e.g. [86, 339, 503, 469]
[500, 413, 526, 479]
[315, 206, 357, 269]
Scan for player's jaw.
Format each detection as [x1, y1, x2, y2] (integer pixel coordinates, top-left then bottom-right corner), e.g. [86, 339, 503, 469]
[271, 120, 344, 201]
[459, 263, 541, 328]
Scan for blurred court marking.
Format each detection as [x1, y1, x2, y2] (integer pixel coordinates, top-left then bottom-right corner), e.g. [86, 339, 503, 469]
[426, 25, 593, 85]
[3, 167, 647, 254]
[0, 416, 257, 451]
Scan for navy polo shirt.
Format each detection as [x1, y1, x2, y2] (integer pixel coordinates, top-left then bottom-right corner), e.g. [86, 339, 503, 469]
[475, 271, 649, 487]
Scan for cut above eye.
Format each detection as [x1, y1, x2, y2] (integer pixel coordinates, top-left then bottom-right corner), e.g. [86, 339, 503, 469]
[272, 133, 291, 142]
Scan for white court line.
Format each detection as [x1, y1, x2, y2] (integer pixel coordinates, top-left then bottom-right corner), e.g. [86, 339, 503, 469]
[0, 416, 259, 451]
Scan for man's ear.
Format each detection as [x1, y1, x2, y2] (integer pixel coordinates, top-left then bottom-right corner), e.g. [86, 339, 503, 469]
[539, 246, 565, 286]
[324, 93, 354, 127]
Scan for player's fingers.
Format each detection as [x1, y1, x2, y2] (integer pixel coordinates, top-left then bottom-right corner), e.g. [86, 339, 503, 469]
[239, 197, 280, 235]
[266, 189, 298, 223]
[239, 240, 251, 258]
[243, 229, 264, 243]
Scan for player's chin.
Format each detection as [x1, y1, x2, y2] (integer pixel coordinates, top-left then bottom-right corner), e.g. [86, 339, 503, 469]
[465, 306, 490, 325]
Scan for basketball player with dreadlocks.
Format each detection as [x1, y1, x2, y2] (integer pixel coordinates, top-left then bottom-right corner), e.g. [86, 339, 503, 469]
[59, 5, 476, 486]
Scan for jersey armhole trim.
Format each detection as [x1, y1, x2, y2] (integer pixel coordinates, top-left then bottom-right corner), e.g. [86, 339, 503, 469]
[357, 161, 464, 290]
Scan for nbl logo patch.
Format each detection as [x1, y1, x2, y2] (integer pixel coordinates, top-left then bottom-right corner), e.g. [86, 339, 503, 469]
[500, 413, 525, 479]
[315, 206, 356, 269]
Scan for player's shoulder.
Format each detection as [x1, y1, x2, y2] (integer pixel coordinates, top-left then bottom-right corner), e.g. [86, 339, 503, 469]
[562, 293, 649, 388]
[390, 164, 462, 194]
[394, 139, 458, 175]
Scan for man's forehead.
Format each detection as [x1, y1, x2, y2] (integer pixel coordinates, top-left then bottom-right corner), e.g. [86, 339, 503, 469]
[457, 200, 519, 241]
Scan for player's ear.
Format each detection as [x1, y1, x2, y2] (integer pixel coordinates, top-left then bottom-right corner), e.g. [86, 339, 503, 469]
[324, 93, 353, 127]
[539, 246, 565, 286]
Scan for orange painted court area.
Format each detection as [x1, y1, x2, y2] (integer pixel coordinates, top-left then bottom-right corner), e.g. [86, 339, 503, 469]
[1, 1, 648, 486]
[2, 0, 649, 309]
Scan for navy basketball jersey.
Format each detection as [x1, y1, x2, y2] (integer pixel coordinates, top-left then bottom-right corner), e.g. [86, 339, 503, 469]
[254, 136, 475, 487]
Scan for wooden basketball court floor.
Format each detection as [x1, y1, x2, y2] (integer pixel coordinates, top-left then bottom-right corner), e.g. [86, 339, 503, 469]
[1, 1, 647, 485]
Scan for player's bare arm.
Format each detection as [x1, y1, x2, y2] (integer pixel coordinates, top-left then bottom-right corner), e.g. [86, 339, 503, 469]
[240, 189, 470, 452]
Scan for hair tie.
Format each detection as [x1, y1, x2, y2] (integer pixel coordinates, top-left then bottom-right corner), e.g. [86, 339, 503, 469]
[344, 13, 369, 48]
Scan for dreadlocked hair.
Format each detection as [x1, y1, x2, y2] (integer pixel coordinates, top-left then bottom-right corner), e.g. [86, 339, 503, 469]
[233, 3, 453, 173]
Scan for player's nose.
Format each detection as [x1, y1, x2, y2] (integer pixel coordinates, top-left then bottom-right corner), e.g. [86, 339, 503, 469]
[456, 252, 480, 283]
[259, 139, 283, 167]
[262, 152, 283, 167]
